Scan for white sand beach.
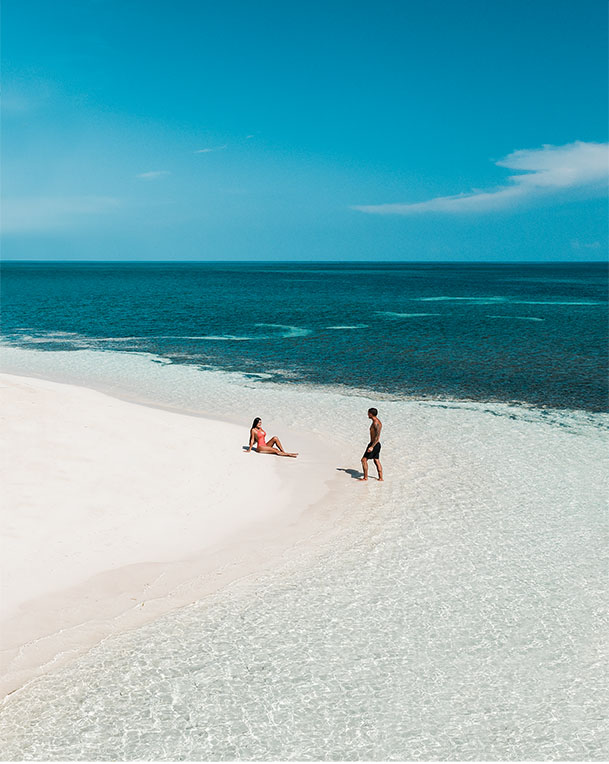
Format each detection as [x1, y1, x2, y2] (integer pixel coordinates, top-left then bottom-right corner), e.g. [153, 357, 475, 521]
[0, 373, 338, 698]
[1, 351, 606, 760]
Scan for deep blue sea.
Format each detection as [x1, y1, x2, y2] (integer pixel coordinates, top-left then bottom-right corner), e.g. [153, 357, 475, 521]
[1, 261, 607, 411]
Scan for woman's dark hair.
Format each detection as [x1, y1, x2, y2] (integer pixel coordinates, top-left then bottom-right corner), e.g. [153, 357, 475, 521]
[251, 417, 261, 429]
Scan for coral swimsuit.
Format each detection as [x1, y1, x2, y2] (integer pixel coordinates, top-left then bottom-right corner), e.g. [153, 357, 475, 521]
[256, 428, 267, 448]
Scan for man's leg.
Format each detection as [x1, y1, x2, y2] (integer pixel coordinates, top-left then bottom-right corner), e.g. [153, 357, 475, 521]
[360, 457, 369, 481]
[373, 458, 383, 481]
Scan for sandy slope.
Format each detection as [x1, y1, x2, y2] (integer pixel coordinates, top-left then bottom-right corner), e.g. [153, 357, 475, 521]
[0, 373, 335, 697]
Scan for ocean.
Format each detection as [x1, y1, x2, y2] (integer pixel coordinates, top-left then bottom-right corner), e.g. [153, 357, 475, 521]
[1, 262, 607, 760]
[2, 261, 607, 411]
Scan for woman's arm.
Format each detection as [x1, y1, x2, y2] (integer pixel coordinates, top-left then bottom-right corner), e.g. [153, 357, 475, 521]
[247, 429, 255, 451]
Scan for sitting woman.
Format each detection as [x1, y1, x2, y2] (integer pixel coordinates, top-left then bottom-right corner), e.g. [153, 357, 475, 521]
[247, 417, 298, 457]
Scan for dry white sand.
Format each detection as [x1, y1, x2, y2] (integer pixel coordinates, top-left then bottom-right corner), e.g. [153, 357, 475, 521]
[0, 373, 338, 698]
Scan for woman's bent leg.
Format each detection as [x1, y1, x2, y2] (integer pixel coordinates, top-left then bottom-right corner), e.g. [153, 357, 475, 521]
[260, 437, 298, 457]
[258, 445, 297, 457]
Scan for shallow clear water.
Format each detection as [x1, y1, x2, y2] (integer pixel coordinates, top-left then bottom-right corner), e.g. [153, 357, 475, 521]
[2, 261, 608, 411]
[1, 345, 607, 760]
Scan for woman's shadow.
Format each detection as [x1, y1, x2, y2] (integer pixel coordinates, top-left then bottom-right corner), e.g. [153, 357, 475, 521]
[336, 467, 364, 480]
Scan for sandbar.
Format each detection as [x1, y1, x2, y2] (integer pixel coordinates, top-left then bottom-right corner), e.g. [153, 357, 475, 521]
[0, 373, 339, 698]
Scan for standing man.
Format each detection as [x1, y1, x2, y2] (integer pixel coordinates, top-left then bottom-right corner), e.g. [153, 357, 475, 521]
[361, 407, 383, 481]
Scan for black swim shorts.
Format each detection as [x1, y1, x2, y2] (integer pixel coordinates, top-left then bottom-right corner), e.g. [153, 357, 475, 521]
[362, 442, 381, 459]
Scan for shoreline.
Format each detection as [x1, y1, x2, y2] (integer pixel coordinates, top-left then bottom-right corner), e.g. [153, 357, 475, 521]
[1, 343, 606, 420]
[1, 356, 607, 760]
[0, 373, 350, 700]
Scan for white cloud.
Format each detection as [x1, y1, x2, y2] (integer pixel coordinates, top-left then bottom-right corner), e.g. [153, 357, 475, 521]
[571, 239, 602, 250]
[194, 144, 227, 153]
[136, 170, 171, 180]
[1, 81, 54, 115]
[353, 141, 609, 215]
[1, 196, 120, 233]
[1, 92, 34, 114]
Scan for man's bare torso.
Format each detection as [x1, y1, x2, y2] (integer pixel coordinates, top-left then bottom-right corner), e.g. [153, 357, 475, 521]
[369, 418, 382, 444]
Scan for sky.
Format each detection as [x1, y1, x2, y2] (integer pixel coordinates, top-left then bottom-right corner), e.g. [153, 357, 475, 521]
[2, 0, 608, 261]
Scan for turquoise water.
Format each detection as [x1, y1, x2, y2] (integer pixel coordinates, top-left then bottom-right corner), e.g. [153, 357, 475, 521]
[1, 263, 608, 760]
[2, 261, 607, 411]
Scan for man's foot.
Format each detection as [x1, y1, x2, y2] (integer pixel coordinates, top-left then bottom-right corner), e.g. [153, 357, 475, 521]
[359, 477, 368, 481]
[377, 477, 384, 481]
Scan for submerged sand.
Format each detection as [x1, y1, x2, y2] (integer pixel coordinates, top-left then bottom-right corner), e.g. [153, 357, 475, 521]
[0, 373, 340, 698]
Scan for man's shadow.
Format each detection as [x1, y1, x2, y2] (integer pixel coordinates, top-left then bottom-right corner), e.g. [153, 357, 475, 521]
[336, 467, 364, 480]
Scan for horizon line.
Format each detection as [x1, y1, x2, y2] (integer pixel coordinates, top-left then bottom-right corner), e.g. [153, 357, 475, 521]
[1, 259, 607, 265]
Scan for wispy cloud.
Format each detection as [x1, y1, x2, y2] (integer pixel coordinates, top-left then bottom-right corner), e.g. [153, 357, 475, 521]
[1, 81, 54, 115]
[571, 239, 602, 250]
[136, 170, 171, 180]
[1, 196, 120, 233]
[194, 144, 227, 154]
[1, 92, 35, 114]
[353, 141, 609, 215]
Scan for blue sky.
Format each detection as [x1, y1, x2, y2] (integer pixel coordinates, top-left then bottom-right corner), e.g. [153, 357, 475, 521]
[2, 0, 607, 261]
